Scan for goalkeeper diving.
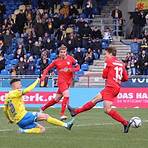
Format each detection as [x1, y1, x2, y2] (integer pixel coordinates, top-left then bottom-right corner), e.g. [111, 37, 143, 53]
[3, 78, 74, 134]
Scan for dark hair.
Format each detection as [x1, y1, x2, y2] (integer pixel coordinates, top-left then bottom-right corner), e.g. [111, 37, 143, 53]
[106, 47, 117, 56]
[10, 78, 21, 85]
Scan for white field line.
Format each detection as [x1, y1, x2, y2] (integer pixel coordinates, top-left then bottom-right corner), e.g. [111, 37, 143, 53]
[0, 120, 148, 132]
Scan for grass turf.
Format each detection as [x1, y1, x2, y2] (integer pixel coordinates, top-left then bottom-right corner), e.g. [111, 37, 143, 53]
[0, 108, 148, 148]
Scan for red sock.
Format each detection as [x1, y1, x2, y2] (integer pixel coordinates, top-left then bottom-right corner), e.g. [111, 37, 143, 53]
[75, 101, 95, 115]
[41, 99, 58, 111]
[60, 97, 69, 116]
[107, 110, 128, 125]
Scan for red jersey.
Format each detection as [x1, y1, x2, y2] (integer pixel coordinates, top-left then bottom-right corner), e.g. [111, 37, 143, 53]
[102, 56, 128, 88]
[41, 55, 80, 85]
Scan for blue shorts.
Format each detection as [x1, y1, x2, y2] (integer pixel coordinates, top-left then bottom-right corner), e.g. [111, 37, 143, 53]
[17, 112, 38, 129]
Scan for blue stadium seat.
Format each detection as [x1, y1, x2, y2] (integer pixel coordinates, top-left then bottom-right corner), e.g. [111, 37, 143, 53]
[5, 64, 13, 70]
[5, 59, 11, 65]
[94, 52, 99, 60]
[50, 53, 57, 60]
[36, 58, 41, 65]
[35, 64, 40, 69]
[81, 48, 87, 53]
[0, 69, 10, 75]
[75, 69, 84, 76]
[35, 69, 40, 75]
[101, 41, 109, 49]
[74, 76, 79, 81]
[10, 59, 19, 65]
[48, 58, 52, 64]
[81, 63, 89, 71]
[26, 53, 31, 58]
[54, 69, 58, 75]
[7, 54, 14, 60]
[74, 48, 77, 53]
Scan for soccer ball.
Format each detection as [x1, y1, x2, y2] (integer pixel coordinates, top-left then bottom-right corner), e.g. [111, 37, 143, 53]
[129, 117, 142, 128]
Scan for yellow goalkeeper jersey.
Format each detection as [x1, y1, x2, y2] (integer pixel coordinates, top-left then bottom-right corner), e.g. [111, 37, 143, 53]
[3, 79, 39, 123]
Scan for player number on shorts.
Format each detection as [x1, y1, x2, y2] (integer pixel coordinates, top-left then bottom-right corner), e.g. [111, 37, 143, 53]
[114, 66, 123, 80]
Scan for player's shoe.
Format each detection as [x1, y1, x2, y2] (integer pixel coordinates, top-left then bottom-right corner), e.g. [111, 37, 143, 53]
[39, 109, 43, 113]
[17, 128, 25, 134]
[60, 115, 68, 121]
[67, 105, 76, 117]
[65, 118, 75, 130]
[123, 121, 131, 133]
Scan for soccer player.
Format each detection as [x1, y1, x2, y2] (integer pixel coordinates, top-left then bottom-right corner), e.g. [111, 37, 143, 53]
[40, 45, 80, 120]
[3, 78, 74, 134]
[68, 47, 131, 133]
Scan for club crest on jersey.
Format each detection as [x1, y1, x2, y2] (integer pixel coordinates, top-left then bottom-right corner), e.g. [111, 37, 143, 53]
[67, 61, 70, 65]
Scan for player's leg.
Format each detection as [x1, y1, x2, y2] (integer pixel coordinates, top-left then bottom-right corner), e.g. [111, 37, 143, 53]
[103, 100, 130, 133]
[37, 113, 74, 130]
[68, 93, 103, 117]
[104, 100, 128, 125]
[60, 89, 70, 120]
[17, 112, 45, 134]
[19, 124, 45, 134]
[40, 93, 62, 111]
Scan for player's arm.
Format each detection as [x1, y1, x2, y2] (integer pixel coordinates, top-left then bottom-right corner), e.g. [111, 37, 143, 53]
[72, 62, 80, 72]
[22, 78, 39, 94]
[102, 61, 109, 79]
[71, 57, 80, 72]
[102, 67, 109, 79]
[3, 102, 14, 123]
[121, 67, 128, 82]
[41, 62, 55, 81]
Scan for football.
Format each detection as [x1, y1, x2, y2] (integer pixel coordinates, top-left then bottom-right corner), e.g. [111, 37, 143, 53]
[129, 117, 142, 128]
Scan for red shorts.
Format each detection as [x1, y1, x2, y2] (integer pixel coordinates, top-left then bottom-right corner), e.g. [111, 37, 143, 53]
[100, 86, 120, 102]
[57, 82, 71, 94]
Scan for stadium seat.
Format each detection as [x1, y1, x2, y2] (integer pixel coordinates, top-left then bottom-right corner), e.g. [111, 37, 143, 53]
[5, 64, 13, 70]
[7, 54, 14, 60]
[0, 69, 10, 75]
[75, 69, 84, 76]
[36, 65, 40, 69]
[53, 69, 58, 75]
[81, 63, 89, 71]
[26, 53, 31, 58]
[81, 48, 87, 53]
[10, 59, 19, 65]
[74, 76, 79, 81]
[48, 58, 52, 64]
[5, 59, 11, 65]
[94, 52, 99, 60]
[101, 41, 109, 49]
[35, 69, 40, 75]
[74, 48, 77, 53]
[50, 53, 57, 60]
[36, 58, 41, 65]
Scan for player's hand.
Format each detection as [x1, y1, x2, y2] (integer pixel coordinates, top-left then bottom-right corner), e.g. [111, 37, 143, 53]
[64, 68, 73, 72]
[8, 120, 13, 124]
[67, 68, 73, 72]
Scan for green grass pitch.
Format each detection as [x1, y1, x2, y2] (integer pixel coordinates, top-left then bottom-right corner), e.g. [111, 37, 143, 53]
[0, 108, 148, 148]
